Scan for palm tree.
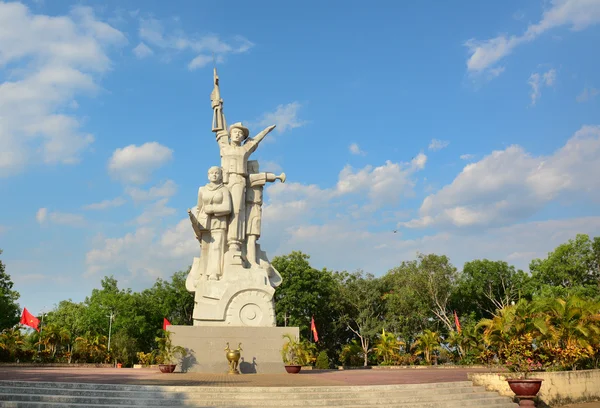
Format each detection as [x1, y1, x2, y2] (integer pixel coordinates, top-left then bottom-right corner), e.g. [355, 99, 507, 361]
[478, 299, 540, 356]
[75, 332, 108, 363]
[411, 329, 441, 364]
[535, 296, 600, 369]
[374, 329, 405, 365]
[0, 328, 24, 361]
[339, 339, 363, 366]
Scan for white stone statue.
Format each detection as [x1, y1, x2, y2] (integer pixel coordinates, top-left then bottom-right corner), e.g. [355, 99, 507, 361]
[185, 68, 284, 327]
[193, 166, 231, 281]
[215, 122, 275, 265]
[246, 160, 285, 267]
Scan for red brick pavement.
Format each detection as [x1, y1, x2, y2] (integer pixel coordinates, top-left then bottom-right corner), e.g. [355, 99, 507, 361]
[0, 366, 494, 387]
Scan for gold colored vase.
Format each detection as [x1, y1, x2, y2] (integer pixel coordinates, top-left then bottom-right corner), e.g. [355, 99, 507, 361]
[225, 342, 242, 374]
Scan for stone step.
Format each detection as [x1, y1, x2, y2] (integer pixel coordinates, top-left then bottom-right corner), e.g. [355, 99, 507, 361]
[0, 385, 489, 399]
[0, 380, 518, 408]
[0, 393, 514, 407]
[0, 402, 519, 408]
[0, 380, 477, 393]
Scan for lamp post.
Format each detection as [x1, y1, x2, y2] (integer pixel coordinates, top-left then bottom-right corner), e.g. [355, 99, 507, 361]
[107, 311, 114, 352]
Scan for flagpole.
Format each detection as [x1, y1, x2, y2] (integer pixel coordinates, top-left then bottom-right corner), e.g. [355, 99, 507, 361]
[38, 308, 46, 353]
[107, 311, 114, 351]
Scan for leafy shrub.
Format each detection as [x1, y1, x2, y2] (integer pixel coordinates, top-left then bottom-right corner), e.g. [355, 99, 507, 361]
[339, 339, 363, 366]
[315, 350, 330, 369]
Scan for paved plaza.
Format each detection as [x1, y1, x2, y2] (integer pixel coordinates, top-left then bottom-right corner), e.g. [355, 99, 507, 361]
[0, 366, 491, 387]
[1, 366, 598, 407]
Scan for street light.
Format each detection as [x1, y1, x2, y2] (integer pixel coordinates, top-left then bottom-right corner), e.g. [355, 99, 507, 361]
[107, 311, 114, 352]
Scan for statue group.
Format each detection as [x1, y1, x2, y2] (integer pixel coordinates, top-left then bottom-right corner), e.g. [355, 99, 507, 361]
[185, 69, 285, 327]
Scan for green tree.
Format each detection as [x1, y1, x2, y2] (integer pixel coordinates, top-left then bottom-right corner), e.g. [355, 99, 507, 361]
[0, 250, 20, 331]
[45, 300, 87, 362]
[373, 329, 405, 365]
[111, 330, 138, 366]
[339, 339, 363, 366]
[534, 296, 600, 369]
[0, 327, 24, 362]
[529, 234, 600, 297]
[411, 329, 441, 365]
[337, 270, 385, 366]
[74, 332, 108, 363]
[454, 259, 528, 319]
[272, 252, 344, 354]
[382, 261, 432, 343]
[411, 253, 459, 333]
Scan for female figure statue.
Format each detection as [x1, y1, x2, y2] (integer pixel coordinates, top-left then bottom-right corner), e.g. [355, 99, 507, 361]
[192, 166, 232, 280]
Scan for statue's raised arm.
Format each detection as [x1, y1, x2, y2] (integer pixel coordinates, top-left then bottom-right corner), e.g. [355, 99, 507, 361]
[211, 67, 229, 151]
[211, 67, 226, 133]
[244, 125, 276, 153]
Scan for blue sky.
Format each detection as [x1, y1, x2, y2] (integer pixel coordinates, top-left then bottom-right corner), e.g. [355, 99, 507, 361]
[1, 0, 599, 315]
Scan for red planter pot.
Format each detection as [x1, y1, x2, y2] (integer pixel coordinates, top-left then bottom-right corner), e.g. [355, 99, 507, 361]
[158, 364, 177, 373]
[507, 378, 543, 407]
[284, 365, 302, 374]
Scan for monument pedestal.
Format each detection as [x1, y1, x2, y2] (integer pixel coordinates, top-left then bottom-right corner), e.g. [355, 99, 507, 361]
[170, 325, 299, 374]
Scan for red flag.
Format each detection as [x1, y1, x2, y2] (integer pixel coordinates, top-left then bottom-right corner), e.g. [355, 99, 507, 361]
[20, 308, 40, 332]
[163, 318, 171, 331]
[310, 316, 319, 342]
[454, 310, 461, 333]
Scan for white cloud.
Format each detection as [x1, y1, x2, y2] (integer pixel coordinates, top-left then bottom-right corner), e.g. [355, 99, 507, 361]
[269, 215, 600, 275]
[134, 198, 176, 225]
[460, 154, 476, 161]
[125, 179, 177, 202]
[577, 87, 599, 103]
[428, 139, 450, 151]
[0, 2, 126, 177]
[36, 207, 86, 227]
[132, 42, 153, 58]
[464, 0, 600, 76]
[85, 218, 196, 280]
[188, 54, 213, 70]
[464, 35, 521, 74]
[84, 132, 600, 285]
[401, 125, 600, 230]
[349, 143, 366, 155]
[85, 148, 426, 282]
[488, 66, 506, 79]
[529, 73, 542, 105]
[36, 208, 48, 223]
[528, 68, 556, 106]
[543, 69, 557, 86]
[252, 102, 307, 135]
[0, 225, 7, 235]
[83, 197, 126, 210]
[335, 155, 426, 207]
[108, 142, 173, 184]
[136, 16, 253, 70]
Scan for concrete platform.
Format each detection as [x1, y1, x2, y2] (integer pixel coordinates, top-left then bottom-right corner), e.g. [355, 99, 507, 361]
[169, 325, 299, 374]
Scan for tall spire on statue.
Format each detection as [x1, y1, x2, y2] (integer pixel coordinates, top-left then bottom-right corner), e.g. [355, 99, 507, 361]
[211, 65, 226, 133]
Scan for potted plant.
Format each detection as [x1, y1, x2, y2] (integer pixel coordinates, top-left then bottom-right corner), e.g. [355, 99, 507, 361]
[155, 330, 187, 373]
[502, 334, 544, 407]
[281, 334, 315, 374]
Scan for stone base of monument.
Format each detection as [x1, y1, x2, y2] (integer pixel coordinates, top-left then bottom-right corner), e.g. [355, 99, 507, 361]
[169, 325, 299, 374]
